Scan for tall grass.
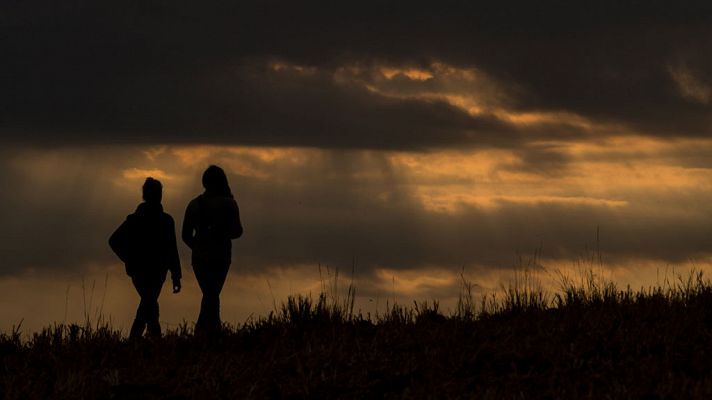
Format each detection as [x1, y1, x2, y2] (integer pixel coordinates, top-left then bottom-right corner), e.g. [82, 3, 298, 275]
[5, 265, 712, 398]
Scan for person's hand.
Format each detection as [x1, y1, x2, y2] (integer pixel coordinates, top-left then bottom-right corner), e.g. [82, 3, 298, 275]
[172, 279, 182, 294]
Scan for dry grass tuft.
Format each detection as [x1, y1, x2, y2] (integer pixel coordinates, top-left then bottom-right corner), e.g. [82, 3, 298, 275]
[4, 267, 712, 398]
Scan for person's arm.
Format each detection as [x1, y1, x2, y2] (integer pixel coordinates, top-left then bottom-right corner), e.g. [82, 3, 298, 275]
[167, 216, 182, 293]
[181, 201, 195, 249]
[229, 199, 243, 239]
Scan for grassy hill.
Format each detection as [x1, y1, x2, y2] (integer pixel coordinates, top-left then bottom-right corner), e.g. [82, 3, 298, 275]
[3, 270, 712, 399]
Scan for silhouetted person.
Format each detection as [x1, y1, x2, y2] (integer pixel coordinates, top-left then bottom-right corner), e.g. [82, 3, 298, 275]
[182, 165, 243, 333]
[109, 177, 182, 339]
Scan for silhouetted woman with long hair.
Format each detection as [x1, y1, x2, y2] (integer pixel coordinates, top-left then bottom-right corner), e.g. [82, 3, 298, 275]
[109, 177, 182, 339]
[182, 165, 243, 333]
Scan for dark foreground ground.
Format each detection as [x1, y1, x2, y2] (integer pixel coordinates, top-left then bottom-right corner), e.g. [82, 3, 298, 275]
[4, 274, 712, 399]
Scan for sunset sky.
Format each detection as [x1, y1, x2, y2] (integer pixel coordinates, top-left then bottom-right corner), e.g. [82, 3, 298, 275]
[3, 1, 712, 332]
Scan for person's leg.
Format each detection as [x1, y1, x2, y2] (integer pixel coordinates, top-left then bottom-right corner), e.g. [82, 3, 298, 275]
[130, 272, 165, 339]
[210, 263, 230, 328]
[145, 272, 166, 337]
[130, 276, 148, 339]
[194, 263, 230, 332]
[196, 265, 222, 331]
[193, 265, 209, 331]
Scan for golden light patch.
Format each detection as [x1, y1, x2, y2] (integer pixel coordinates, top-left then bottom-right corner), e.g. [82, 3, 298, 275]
[121, 168, 171, 181]
[329, 61, 507, 118]
[494, 110, 594, 130]
[224, 147, 321, 179]
[373, 268, 458, 297]
[439, 94, 485, 115]
[380, 67, 434, 81]
[386, 146, 660, 214]
[127, 141, 712, 220]
[169, 145, 321, 181]
[563, 136, 712, 159]
[341, 61, 607, 133]
[569, 162, 712, 196]
[412, 189, 628, 213]
[142, 146, 167, 161]
[430, 62, 478, 81]
[227, 147, 312, 164]
[172, 146, 216, 167]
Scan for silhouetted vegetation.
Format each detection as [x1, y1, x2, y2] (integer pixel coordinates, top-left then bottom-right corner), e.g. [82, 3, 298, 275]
[4, 269, 712, 399]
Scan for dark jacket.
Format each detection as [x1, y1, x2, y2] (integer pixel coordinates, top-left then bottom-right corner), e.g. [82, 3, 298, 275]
[109, 202, 182, 280]
[182, 193, 243, 266]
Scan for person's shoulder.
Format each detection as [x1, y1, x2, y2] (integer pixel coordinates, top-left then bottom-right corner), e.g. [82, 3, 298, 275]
[126, 206, 141, 221]
[185, 196, 201, 211]
[161, 212, 176, 224]
[217, 196, 238, 210]
[202, 194, 233, 206]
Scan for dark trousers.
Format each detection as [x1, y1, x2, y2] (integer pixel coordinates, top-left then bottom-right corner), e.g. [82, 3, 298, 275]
[130, 272, 166, 339]
[193, 263, 230, 332]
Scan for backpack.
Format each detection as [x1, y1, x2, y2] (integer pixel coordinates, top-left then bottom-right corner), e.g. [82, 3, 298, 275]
[111, 214, 142, 262]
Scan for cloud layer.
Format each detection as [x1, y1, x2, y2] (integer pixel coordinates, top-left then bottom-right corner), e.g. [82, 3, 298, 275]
[3, 1, 712, 150]
[3, 143, 712, 279]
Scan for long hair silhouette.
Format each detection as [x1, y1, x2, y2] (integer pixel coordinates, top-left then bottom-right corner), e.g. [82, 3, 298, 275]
[202, 165, 233, 198]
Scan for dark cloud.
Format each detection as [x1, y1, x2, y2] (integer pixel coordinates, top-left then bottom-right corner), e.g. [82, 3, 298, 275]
[1, 54, 525, 150]
[2, 1, 711, 149]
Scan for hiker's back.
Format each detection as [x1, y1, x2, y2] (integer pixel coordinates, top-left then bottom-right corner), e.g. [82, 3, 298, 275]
[112, 202, 178, 276]
[132, 205, 176, 267]
[109, 177, 182, 339]
[181, 165, 242, 333]
[185, 193, 242, 266]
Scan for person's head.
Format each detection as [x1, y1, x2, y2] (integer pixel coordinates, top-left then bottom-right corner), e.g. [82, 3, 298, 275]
[202, 165, 233, 197]
[143, 177, 163, 203]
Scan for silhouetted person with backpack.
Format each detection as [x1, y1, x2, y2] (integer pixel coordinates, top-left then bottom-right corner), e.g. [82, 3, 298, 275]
[182, 165, 243, 334]
[109, 177, 182, 339]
